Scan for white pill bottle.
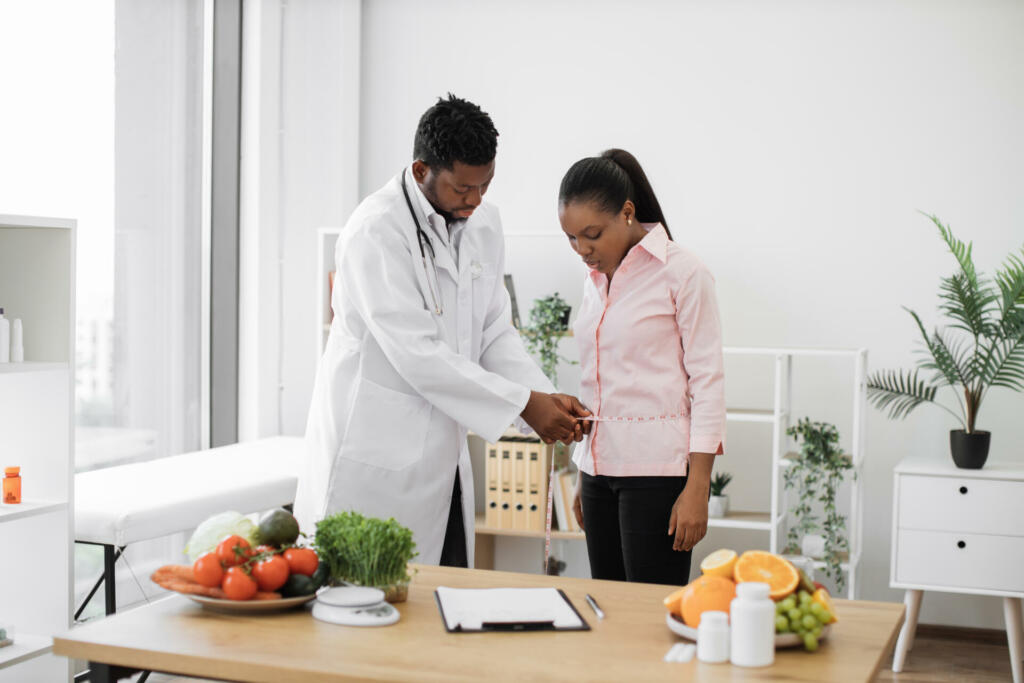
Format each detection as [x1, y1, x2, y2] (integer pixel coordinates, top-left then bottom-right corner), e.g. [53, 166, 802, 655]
[730, 582, 775, 667]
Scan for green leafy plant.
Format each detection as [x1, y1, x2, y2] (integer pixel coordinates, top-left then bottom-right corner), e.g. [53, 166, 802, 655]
[867, 213, 1024, 432]
[313, 511, 418, 588]
[522, 292, 576, 386]
[783, 418, 854, 592]
[710, 471, 732, 497]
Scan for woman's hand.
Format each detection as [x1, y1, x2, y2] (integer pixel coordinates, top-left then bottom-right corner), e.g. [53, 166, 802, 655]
[667, 486, 708, 551]
[668, 452, 715, 551]
[572, 475, 585, 531]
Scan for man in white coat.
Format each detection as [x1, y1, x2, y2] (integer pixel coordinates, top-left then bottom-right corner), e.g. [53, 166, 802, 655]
[298, 95, 590, 567]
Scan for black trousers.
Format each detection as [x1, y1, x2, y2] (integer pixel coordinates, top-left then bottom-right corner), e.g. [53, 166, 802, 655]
[439, 470, 468, 568]
[581, 472, 692, 585]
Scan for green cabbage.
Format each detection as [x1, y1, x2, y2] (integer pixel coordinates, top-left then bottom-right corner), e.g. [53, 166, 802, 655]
[184, 511, 258, 562]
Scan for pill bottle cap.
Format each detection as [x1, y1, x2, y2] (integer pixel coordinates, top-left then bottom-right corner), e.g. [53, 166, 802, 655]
[700, 611, 729, 628]
[736, 582, 771, 600]
[5, 467, 20, 477]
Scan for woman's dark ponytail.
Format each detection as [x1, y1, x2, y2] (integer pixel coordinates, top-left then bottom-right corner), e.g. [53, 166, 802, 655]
[558, 148, 672, 239]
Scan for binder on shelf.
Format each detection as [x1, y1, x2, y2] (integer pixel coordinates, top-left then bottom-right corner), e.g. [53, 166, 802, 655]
[499, 444, 514, 528]
[513, 446, 528, 529]
[485, 442, 500, 527]
[526, 442, 546, 531]
[556, 470, 580, 533]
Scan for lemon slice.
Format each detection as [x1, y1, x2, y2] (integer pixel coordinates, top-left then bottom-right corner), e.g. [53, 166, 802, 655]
[699, 548, 738, 579]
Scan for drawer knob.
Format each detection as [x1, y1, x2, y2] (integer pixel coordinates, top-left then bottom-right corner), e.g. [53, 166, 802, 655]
[959, 486, 968, 494]
[957, 540, 966, 549]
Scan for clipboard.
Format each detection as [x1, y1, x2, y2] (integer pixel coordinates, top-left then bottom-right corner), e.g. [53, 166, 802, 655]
[434, 586, 591, 633]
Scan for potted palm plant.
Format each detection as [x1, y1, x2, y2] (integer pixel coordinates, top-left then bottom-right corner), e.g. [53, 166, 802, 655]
[708, 471, 732, 518]
[867, 214, 1024, 469]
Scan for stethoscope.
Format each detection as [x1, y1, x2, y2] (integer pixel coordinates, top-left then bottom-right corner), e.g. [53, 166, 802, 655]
[400, 169, 444, 315]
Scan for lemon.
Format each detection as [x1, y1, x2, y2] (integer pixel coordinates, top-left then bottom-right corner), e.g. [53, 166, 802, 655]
[699, 548, 738, 579]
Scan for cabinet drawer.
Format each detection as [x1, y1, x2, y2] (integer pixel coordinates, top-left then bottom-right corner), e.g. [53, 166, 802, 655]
[897, 474, 1024, 536]
[896, 529, 1024, 593]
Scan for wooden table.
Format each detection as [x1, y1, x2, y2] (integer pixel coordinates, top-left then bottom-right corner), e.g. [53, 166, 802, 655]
[54, 565, 904, 682]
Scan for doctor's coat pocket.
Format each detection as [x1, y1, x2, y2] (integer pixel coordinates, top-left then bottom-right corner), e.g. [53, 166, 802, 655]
[340, 378, 431, 471]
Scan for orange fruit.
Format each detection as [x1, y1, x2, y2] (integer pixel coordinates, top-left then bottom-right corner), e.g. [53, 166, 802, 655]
[680, 575, 737, 628]
[662, 587, 686, 619]
[732, 550, 799, 600]
[700, 548, 738, 579]
[812, 587, 838, 624]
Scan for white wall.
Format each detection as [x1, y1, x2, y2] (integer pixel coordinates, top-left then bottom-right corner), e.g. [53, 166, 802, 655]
[275, 0, 1024, 629]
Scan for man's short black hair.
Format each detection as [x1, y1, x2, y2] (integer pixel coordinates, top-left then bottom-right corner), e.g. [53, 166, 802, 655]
[413, 94, 498, 170]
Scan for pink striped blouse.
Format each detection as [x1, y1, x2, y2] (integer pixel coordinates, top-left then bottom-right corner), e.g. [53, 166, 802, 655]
[572, 223, 726, 477]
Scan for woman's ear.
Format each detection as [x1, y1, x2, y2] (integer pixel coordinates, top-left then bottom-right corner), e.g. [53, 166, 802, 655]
[622, 200, 636, 225]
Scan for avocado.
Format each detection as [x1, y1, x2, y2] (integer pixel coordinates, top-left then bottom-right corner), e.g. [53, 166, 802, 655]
[257, 508, 300, 548]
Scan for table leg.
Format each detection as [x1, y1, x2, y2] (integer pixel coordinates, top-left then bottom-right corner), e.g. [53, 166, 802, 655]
[891, 589, 923, 673]
[1005, 597, 1022, 683]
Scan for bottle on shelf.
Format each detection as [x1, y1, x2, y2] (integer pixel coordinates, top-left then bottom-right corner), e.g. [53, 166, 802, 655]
[10, 318, 23, 362]
[0, 307, 9, 363]
[3, 467, 22, 504]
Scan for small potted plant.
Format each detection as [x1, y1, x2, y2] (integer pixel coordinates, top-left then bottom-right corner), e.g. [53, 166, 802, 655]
[866, 214, 1024, 469]
[708, 472, 732, 518]
[783, 418, 854, 592]
[313, 511, 418, 603]
[522, 292, 575, 386]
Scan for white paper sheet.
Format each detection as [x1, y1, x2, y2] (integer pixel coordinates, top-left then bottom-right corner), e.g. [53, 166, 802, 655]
[435, 586, 584, 631]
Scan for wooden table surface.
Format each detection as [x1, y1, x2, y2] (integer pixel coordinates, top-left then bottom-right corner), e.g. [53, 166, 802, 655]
[54, 565, 904, 682]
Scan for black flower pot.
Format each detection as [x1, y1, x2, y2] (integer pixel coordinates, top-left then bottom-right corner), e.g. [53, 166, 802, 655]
[949, 429, 990, 469]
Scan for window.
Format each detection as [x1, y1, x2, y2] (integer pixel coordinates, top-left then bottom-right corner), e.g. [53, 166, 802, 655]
[0, 0, 209, 618]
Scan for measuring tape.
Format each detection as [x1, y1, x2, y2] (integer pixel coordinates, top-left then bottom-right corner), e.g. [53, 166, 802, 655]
[542, 412, 685, 573]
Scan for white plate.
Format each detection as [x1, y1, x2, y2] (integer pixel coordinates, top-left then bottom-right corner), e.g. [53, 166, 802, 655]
[184, 593, 316, 613]
[666, 613, 831, 648]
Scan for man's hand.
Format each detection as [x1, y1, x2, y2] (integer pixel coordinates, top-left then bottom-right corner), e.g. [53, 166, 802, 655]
[520, 391, 578, 444]
[551, 393, 592, 441]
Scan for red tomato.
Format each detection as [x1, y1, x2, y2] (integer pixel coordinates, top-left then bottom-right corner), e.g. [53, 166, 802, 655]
[222, 566, 258, 600]
[193, 552, 224, 588]
[283, 548, 319, 576]
[255, 544, 277, 555]
[252, 555, 290, 592]
[217, 535, 253, 567]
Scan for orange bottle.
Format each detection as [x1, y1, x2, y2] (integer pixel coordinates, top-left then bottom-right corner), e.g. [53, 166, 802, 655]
[3, 467, 21, 504]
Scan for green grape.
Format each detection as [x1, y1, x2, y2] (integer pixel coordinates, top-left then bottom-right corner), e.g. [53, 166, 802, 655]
[790, 617, 805, 633]
[811, 625, 823, 638]
[779, 597, 797, 612]
[803, 632, 819, 651]
[787, 608, 802, 622]
[776, 602, 787, 615]
[809, 602, 826, 618]
[801, 614, 819, 630]
[775, 615, 790, 633]
[798, 590, 812, 604]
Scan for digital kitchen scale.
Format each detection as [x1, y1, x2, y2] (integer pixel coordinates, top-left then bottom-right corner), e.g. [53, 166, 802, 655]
[311, 586, 400, 627]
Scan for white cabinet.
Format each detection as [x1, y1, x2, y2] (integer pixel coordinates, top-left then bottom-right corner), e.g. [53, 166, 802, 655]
[890, 457, 1024, 682]
[0, 215, 75, 682]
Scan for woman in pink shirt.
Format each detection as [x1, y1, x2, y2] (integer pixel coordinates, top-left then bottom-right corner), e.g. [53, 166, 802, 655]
[560, 149, 726, 585]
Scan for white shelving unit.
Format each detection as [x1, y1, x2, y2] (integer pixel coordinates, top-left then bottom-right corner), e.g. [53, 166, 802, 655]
[723, 346, 868, 600]
[0, 214, 76, 681]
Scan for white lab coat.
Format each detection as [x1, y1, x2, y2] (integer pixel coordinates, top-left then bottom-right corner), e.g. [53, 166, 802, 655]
[297, 170, 554, 565]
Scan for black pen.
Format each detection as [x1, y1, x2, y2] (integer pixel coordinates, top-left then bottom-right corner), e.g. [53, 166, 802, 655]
[584, 593, 605, 620]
